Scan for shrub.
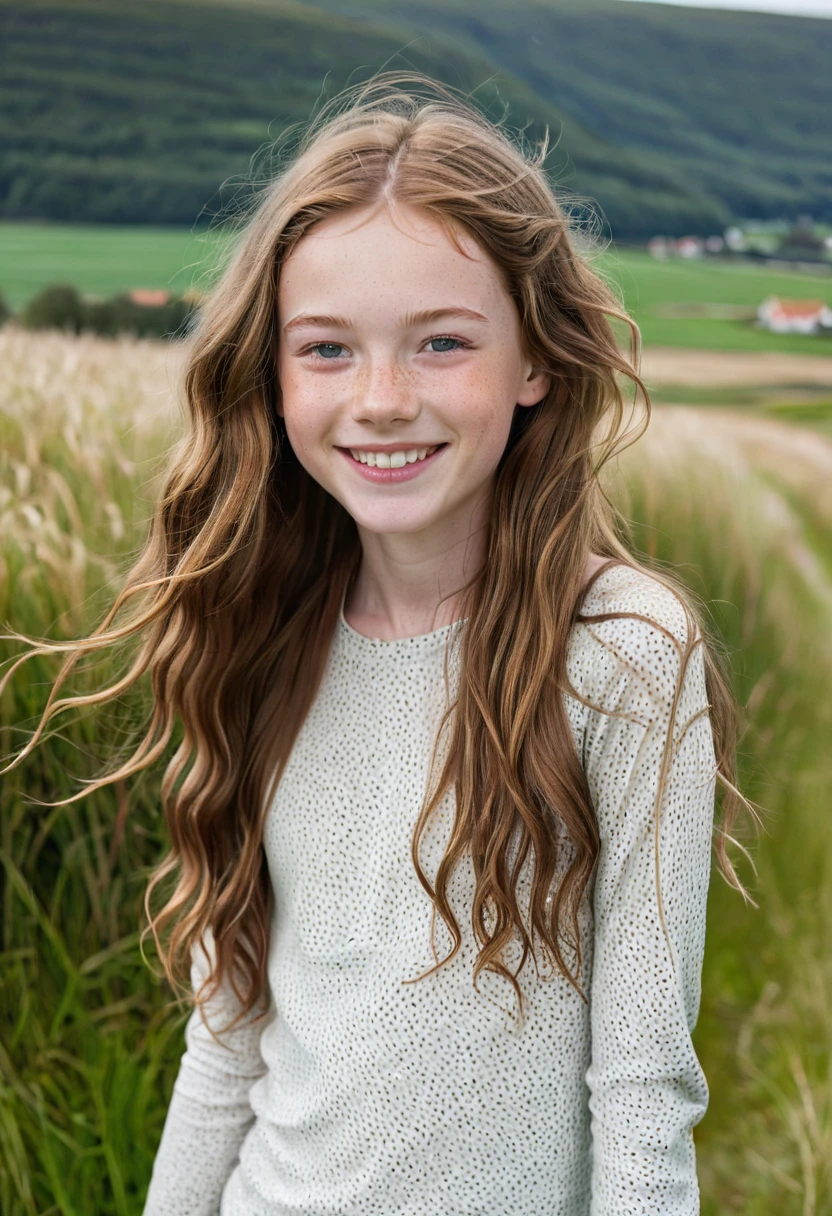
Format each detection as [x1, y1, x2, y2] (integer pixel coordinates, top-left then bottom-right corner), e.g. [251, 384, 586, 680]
[17, 283, 200, 339]
[84, 293, 199, 340]
[19, 283, 86, 333]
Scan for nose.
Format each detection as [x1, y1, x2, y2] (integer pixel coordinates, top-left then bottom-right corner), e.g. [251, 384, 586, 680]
[351, 357, 420, 426]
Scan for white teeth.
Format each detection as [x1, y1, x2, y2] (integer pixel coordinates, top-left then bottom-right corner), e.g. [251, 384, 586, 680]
[348, 446, 438, 467]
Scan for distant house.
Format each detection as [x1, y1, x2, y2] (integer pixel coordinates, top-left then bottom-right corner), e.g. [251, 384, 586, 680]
[757, 296, 832, 335]
[647, 236, 671, 260]
[647, 234, 713, 259]
[675, 236, 704, 259]
[127, 289, 171, 306]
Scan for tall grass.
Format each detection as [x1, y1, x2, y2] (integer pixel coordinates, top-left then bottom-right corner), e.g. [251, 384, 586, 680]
[0, 328, 187, 1216]
[609, 401, 832, 1213]
[1, 329, 830, 1213]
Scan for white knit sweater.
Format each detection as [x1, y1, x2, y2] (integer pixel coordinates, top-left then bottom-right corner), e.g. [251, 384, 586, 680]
[143, 562, 717, 1215]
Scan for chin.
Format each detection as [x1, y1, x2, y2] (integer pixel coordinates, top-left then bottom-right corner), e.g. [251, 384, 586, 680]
[348, 504, 440, 536]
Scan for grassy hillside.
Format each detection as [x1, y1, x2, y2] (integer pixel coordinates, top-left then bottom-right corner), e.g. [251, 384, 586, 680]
[320, 0, 832, 230]
[3, 219, 832, 355]
[2, 0, 831, 239]
[0, 0, 692, 238]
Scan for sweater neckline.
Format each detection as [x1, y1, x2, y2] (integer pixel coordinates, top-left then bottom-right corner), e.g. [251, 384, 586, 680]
[338, 584, 468, 649]
[336, 561, 627, 650]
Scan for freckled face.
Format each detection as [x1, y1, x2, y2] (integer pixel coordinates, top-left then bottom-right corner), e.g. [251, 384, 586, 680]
[275, 201, 550, 539]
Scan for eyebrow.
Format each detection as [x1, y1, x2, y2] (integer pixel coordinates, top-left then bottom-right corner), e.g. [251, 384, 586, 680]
[282, 306, 490, 333]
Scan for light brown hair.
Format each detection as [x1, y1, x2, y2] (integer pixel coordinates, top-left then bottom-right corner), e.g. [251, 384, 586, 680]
[1, 70, 762, 1031]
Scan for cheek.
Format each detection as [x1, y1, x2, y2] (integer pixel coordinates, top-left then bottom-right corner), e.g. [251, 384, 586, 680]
[277, 351, 313, 410]
[284, 408, 329, 462]
[469, 417, 515, 474]
[454, 367, 517, 449]
[278, 368, 328, 438]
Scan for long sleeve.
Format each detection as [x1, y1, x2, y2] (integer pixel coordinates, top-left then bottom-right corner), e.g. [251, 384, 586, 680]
[581, 599, 717, 1215]
[142, 928, 272, 1216]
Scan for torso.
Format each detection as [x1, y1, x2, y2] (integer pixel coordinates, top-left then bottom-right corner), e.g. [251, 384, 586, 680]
[230, 595, 596, 1214]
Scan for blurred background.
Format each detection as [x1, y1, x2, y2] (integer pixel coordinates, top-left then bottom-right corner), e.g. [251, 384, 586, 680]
[1, 0, 831, 1212]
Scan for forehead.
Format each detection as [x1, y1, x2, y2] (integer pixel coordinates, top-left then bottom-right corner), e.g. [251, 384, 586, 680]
[277, 202, 509, 313]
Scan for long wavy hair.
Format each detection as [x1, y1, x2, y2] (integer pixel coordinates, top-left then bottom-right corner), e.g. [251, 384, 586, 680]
[1, 70, 762, 1032]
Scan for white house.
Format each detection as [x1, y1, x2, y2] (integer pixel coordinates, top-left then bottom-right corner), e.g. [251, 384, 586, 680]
[647, 236, 671, 260]
[757, 296, 832, 335]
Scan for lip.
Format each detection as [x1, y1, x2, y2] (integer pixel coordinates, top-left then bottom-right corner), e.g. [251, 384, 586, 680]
[337, 444, 447, 483]
[336, 442, 445, 453]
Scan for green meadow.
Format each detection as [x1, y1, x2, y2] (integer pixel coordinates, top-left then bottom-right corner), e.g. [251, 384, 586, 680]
[1, 327, 830, 1213]
[0, 222, 232, 311]
[2, 220, 832, 355]
[598, 248, 832, 355]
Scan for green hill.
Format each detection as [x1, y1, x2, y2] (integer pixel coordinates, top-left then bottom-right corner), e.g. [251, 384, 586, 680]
[321, 0, 832, 232]
[1, 0, 830, 239]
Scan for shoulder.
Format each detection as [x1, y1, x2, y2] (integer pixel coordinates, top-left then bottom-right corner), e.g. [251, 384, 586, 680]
[566, 562, 704, 721]
[578, 561, 697, 646]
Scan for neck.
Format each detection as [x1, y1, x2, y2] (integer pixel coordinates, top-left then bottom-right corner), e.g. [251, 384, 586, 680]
[344, 496, 489, 642]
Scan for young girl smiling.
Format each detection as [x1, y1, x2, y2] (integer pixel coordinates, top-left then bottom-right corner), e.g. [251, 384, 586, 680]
[4, 71, 757, 1215]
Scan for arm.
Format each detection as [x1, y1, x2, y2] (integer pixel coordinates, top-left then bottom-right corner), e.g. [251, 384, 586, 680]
[582, 608, 717, 1215]
[142, 928, 272, 1216]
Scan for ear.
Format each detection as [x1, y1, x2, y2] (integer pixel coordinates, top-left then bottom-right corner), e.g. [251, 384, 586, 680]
[516, 361, 551, 408]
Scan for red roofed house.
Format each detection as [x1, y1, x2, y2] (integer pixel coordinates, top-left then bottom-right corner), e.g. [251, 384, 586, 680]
[127, 289, 171, 307]
[757, 296, 832, 335]
[675, 236, 704, 258]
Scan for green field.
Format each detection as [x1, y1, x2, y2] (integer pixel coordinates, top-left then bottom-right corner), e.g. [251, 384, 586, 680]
[599, 249, 832, 355]
[0, 222, 230, 310]
[2, 221, 832, 355]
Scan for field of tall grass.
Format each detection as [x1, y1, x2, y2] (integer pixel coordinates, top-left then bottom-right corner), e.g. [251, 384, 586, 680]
[1, 327, 830, 1214]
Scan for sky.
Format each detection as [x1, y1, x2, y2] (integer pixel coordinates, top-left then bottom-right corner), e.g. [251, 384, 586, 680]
[618, 0, 832, 14]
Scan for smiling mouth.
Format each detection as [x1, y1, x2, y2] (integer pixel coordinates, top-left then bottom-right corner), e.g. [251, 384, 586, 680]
[338, 444, 448, 468]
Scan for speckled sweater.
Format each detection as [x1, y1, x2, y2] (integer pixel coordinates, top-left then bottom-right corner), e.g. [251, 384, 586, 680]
[142, 562, 717, 1216]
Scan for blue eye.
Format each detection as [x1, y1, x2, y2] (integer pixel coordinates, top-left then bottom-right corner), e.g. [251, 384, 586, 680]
[428, 336, 465, 353]
[303, 335, 469, 362]
[308, 343, 344, 360]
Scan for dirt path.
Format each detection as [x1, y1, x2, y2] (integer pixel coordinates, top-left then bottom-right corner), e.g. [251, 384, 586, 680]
[640, 346, 832, 388]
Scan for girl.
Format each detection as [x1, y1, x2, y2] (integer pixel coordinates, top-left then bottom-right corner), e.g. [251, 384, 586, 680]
[3, 71, 760, 1216]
